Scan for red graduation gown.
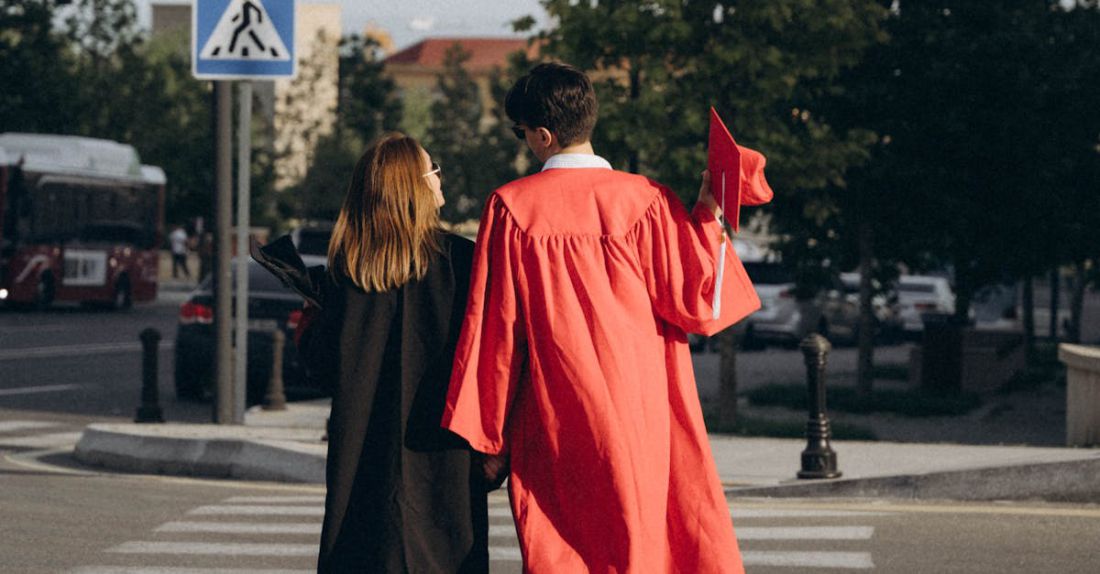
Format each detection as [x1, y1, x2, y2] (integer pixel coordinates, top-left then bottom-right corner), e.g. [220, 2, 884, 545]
[442, 168, 760, 573]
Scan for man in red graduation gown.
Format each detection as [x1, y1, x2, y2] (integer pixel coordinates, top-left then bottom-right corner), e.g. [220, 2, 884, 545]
[443, 63, 760, 573]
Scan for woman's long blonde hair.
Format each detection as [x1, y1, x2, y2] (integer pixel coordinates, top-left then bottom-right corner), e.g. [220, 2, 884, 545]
[327, 133, 442, 292]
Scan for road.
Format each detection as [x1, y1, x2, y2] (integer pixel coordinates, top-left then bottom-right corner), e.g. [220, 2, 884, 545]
[2, 445, 1099, 573]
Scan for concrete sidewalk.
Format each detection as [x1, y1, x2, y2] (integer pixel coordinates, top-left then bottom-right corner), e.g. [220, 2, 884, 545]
[73, 399, 1100, 502]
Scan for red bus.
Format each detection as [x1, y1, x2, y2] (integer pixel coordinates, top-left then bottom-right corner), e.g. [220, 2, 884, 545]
[0, 133, 165, 309]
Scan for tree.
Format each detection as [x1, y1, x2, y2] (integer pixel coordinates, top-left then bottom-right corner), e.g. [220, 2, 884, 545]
[0, 0, 82, 133]
[425, 45, 522, 223]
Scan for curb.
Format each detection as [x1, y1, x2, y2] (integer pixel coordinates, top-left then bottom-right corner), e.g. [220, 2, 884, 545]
[727, 455, 1100, 503]
[74, 424, 325, 484]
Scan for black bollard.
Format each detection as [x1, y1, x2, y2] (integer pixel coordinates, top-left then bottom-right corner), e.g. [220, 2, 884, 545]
[797, 333, 841, 479]
[135, 328, 165, 423]
[263, 329, 288, 411]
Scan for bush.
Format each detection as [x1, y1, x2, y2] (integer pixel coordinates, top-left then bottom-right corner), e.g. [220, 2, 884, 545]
[745, 384, 982, 417]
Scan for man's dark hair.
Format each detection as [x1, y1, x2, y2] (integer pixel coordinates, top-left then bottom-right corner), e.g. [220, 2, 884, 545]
[505, 63, 598, 147]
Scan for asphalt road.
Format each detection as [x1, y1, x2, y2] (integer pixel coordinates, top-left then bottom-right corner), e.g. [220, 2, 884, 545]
[0, 289, 214, 425]
[2, 446, 1099, 573]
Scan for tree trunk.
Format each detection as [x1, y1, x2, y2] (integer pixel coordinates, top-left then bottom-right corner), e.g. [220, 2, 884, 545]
[954, 264, 973, 326]
[1049, 267, 1061, 341]
[717, 326, 739, 428]
[1068, 260, 1086, 344]
[1022, 275, 1035, 361]
[856, 221, 876, 398]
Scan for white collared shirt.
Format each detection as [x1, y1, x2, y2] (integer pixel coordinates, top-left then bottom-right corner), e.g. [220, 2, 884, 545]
[541, 153, 613, 171]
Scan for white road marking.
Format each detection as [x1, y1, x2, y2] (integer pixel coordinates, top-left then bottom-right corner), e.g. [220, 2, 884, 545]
[489, 525, 518, 537]
[222, 495, 326, 504]
[107, 541, 316, 556]
[0, 432, 82, 448]
[0, 384, 82, 396]
[737, 526, 875, 540]
[0, 420, 63, 433]
[156, 521, 322, 535]
[187, 505, 324, 516]
[489, 547, 523, 561]
[489, 507, 513, 518]
[731, 507, 893, 518]
[69, 563, 312, 567]
[0, 341, 174, 362]
[742, 551, 875, 569]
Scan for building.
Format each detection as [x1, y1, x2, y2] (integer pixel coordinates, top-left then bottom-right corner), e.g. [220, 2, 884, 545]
[383, 37, 537, 135]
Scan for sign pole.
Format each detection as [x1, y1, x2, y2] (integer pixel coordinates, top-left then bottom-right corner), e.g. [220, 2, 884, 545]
[214, 79, 234, 425]
[233, 80, 252, 424]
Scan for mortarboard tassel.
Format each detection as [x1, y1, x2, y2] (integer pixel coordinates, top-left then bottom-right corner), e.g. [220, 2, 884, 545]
[712, 171, 728, 320]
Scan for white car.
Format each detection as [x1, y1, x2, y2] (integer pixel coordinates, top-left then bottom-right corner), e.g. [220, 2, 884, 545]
[896, 275, 956, 333]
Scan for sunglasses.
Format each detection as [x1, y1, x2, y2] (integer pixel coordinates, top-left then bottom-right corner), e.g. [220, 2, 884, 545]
[422, 162, 441, 179]
[511, 125, 527, 140]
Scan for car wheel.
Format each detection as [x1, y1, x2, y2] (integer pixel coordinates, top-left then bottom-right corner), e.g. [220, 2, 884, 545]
[111, 276, 132, 310]
[174, 349, 207, 401]
[817, 317, 831, 340]
[741, 326, 765, 351]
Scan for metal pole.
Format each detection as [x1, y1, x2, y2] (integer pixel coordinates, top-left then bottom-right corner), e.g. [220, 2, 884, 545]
[234, 81, 253, 424]
[214, 80, 234, 424]
[797, 333, 842, 479]
[134, 328, 164, 423]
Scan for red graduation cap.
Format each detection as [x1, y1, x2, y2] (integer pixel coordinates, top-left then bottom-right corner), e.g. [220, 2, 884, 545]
[707, 107, 774, 232]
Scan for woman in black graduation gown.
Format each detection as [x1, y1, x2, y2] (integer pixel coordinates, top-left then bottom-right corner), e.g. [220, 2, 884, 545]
[265, 133, 489, 573]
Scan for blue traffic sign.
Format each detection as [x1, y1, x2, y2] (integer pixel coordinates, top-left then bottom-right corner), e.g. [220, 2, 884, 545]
[193, 0, 296, 80]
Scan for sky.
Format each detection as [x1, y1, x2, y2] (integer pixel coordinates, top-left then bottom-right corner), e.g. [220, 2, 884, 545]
[135, 0, 551, 51]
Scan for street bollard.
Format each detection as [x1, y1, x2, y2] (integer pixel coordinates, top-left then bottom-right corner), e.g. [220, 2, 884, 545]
[134, 327, 165, 423]
[263, 329, 288, 411]
[797, 333, 841, 479]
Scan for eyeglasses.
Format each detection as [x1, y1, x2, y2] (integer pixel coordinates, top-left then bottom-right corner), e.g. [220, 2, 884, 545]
[422, 162, 441, 179]
[511, 125, 527, 140]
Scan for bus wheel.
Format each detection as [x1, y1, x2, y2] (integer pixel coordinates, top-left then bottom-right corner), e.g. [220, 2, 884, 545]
[112, 276, 132, 310]
[34, 273, 55, 310]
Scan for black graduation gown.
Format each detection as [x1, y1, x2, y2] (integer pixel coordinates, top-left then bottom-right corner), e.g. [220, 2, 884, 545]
[253, 232, 487, 573]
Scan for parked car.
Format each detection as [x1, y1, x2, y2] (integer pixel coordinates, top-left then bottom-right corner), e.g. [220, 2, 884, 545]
[290, 222, 334, 257]
[174, 257, 325, 403]
[833, 272, 903, 343]
[895, 275, 956, 334]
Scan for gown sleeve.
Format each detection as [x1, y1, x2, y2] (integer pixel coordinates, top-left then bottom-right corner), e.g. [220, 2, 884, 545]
[441, 193, 526, 455]
[632, 185, 761, 336]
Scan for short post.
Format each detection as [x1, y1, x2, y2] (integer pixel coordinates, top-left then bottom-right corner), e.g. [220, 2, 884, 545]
[263, 329, 288, 411]
[797, 333, 841, 479]
[135, 328, 165, 423]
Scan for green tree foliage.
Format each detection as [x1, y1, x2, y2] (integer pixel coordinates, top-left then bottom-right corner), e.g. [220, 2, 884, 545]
[425, 45, 523, 223]
[0, 0, 81, 132]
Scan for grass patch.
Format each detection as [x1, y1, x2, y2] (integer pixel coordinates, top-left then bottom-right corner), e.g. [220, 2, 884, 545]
[1001, 340, 1067, 394]
[871, 363, 909, 381]
[703, 411, 877, 440]
[745, 384, 982, 417]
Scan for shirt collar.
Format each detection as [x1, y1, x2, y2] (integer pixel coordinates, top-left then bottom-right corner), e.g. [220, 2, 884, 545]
[541, 153, 613, 172]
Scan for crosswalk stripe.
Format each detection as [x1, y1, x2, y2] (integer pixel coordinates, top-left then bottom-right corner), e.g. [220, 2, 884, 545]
[222, 495, 326, 504]
[0, 431, 82, 448]
[737, 526, 874, 540]
[187, 505, 324, 516]
[69, 563, 312, 567]
[156, 522, 322, 535]
[490, 547, 523, 561]
[742, 551, 875, 569]
[0, 421, 63, 433]
[731, 507, 892, 518]
[489, 525, 518, 537]
[107, 541, 316, 556]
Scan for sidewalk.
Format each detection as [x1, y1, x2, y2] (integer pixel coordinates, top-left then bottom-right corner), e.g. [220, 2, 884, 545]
[72, 398, 1100, 502]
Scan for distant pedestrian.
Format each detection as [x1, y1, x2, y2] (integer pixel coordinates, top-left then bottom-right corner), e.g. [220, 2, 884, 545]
[443, 63, 762, 572]
[169, 226, 190, 279]
[252, 133, 491, 573]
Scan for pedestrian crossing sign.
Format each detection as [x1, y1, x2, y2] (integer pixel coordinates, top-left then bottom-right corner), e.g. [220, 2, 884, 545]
[193, 0, 296, 80]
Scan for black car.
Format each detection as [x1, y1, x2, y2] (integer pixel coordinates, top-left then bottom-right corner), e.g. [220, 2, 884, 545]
[174, 258, 324, 404]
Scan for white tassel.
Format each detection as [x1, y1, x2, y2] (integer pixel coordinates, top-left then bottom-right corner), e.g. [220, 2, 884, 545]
[712, 171, 727, 320]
